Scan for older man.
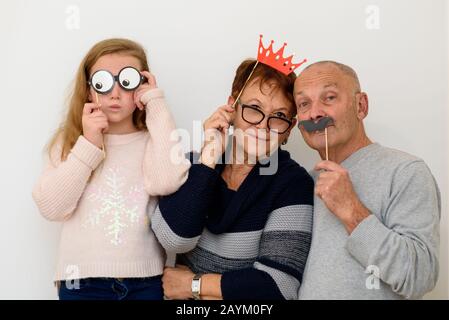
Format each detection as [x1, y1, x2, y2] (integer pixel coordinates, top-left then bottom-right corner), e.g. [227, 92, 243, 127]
[295, 61, 440, 299]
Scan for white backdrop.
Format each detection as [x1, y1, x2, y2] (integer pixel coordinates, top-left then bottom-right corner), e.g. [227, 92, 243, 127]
[0, 0, 447, 299]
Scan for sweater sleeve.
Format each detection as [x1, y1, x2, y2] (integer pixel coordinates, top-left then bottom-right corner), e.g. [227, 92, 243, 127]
[32, 135, 105, 221]
[345, 160, 441, 299]
[141, 89, 191, 196]
[221, 170, 314, 300]
[151, 156, 220, 253]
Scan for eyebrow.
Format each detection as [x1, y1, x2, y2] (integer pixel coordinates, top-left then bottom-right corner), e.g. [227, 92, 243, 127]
[244, 98, 263, 105]
[324, 83, 338, 89]
[272, 107, 289, 113]
[295, 83, 339, 97]
[242, 99, 289, 114]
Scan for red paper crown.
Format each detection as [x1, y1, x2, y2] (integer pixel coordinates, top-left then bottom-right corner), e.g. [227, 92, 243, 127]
[257, 34, 307, 75]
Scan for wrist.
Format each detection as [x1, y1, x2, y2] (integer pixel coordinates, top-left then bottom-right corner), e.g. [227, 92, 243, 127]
[191, 273, 203, 300]
[200, 150, 217, 169]
[344, 200, 370, 234]
[83, 134, 103, 150]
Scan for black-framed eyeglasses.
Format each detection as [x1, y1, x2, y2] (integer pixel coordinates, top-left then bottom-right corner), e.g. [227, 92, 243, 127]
[237, 100, 293, 134]
[88, 66, 146, 94]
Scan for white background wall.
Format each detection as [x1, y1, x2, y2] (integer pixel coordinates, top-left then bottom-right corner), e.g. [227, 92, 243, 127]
[0, 0, 447, 299]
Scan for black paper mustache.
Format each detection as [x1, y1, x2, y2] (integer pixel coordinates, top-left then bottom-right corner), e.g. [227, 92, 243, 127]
[298, 117, 334, 132]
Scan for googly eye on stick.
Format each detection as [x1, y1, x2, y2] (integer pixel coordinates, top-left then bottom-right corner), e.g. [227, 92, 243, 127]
[298, 117, 334, 161]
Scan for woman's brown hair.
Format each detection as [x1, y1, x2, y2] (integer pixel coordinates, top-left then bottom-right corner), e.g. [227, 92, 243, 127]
[231, 59, 297, 114]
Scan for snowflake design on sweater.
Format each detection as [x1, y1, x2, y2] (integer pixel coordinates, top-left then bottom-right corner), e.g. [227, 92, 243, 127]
[84, 166, 146, 246]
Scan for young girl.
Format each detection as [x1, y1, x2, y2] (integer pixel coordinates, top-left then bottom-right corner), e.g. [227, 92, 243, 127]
[32, 38, 190, 300]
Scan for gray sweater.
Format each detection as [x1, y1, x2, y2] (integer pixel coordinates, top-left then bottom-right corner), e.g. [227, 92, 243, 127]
[298, 143, 440, 300]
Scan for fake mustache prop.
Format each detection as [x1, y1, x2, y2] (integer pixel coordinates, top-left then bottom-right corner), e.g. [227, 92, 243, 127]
[298, 117, 334, 161]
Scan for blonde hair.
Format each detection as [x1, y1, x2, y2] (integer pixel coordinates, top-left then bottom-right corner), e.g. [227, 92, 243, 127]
[47, 38, 150, 161]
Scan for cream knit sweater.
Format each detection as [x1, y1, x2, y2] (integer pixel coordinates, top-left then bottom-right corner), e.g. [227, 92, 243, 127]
[32, 88, 190, 281]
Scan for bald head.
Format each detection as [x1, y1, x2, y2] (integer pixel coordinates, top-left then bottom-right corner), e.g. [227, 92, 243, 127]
[294, 60, 370, 161]
[300, 61, 361, 93]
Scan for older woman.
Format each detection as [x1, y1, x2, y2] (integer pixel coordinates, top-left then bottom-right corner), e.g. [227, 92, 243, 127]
[151, 59, 314, 300]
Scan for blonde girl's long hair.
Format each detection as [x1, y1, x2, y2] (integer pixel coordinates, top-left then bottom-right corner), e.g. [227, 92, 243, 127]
[47, 38, 150, 161]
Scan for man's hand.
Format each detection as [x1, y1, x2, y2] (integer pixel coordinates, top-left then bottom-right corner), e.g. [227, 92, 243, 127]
[314, 160, 370, 234]
[162, 264, 194, 300]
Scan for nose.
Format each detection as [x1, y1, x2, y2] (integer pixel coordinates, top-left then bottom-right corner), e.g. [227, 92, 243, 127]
[309, 100, 327, 121]
[255, 117, 270, 132]
[109, 82, 121, 100]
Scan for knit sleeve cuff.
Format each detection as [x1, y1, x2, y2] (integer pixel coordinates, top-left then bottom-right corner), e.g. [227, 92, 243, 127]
[220, 271, 238, 300]
[345, 214, 391, 267]
[188, 162, 219, 186]
[141, 88, 165, 106]
[70, 135, 105, 170]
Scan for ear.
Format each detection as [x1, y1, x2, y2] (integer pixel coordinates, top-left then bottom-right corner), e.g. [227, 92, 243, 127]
[357, 92, 369, 120]
[290, 117, 298, 131]
[227, 96, 237, 125]
[227, 96, 236, 107]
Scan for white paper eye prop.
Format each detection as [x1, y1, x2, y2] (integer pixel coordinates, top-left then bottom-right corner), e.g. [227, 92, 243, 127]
[88, 66, 145, 94]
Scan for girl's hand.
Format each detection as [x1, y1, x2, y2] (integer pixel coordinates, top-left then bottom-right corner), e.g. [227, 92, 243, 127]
[200, 104, 235, 168]
[82, 102, 108, 149]
[162, 264, 194, 300]
[134, 71, 158, 110]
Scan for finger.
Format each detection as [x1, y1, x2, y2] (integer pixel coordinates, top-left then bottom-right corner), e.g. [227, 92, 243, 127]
[83, 103, 99, 115]
[314, 160, 343, 172]
[95, 120, 109, 130]
[175, 264, 190, 270]
[220, 104, 235, 113]
[93, 117, 108, 124]
[141, 71, 157, 88]
[91, 115, 108, 124]
[316, 171, 336, 181]
[206, 117, 230, 131]
[214, 110, 233, 123]
[134, 94, 145, 110]
[133, 91, 142, 109]
[215, 120, 230, 131]
[217, 109, 233, 124]
[135, 84, 150, 97]
[91, 109, 106, 117]
[136, 100, 144, 111]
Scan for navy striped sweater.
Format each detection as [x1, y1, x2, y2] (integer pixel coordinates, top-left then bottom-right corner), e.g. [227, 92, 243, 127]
[151, 149, 314, 300]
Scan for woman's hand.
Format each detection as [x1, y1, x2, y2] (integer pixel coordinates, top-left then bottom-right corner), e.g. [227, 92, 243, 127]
[82, 102, 108, 149]
[200, 104, 235, 168]
[162, 265, 194, 300]
[134, 71, 157, 110]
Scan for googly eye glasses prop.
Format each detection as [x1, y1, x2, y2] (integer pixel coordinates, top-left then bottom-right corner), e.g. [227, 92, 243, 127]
[298, 117, 334, 161]
[88, 66, 146, 94]
[86, 67, 146, 158]
[230, 35, 307, 110]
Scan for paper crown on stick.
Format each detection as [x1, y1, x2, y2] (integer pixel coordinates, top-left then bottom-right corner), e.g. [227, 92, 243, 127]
[257, 34, 307, 75]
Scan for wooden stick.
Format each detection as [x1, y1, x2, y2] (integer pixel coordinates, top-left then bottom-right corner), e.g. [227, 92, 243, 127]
[325, 127, 329, 161]
[231, 61, 260, 109]
[95, 91, 100, 110]
[94, 92, 106, 157]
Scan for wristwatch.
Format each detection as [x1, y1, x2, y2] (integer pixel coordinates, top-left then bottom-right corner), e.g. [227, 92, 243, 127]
[191, 273, 203, 300]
